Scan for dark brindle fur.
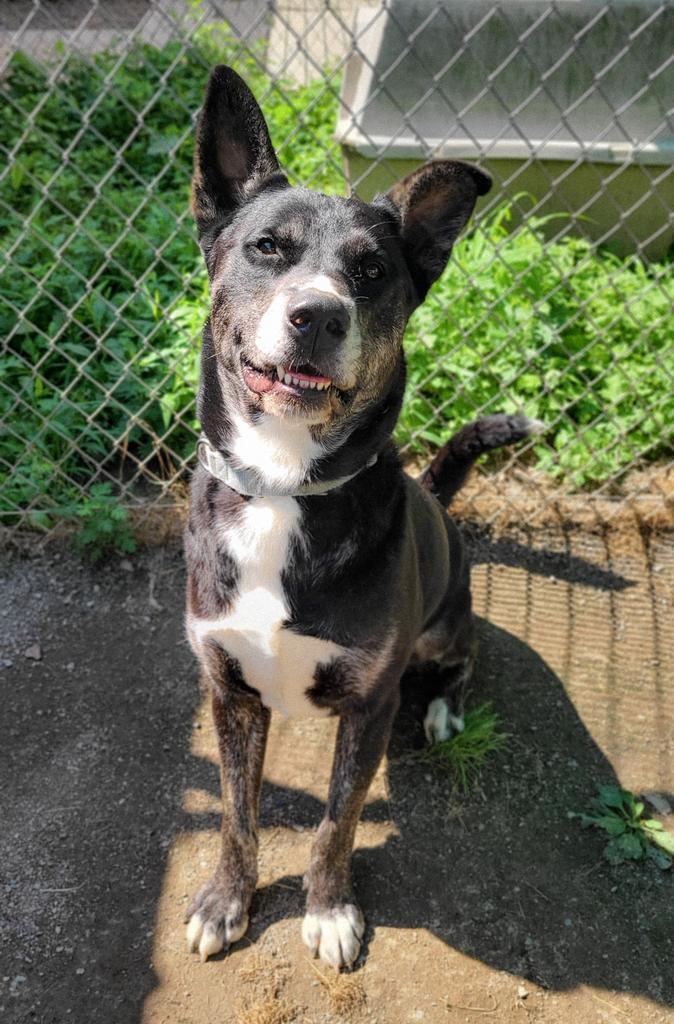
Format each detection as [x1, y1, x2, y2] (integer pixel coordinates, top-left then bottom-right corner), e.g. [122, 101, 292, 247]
[183, 65, 537, 969]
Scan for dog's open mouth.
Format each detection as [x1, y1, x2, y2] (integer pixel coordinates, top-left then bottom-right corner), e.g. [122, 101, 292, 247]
[243, 360, 335, 399]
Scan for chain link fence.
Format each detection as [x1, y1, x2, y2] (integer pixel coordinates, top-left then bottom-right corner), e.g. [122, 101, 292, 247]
[1, 0, 672, 540]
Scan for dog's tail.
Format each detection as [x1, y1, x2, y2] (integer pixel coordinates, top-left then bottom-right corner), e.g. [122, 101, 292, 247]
[419, 413, 544, 507]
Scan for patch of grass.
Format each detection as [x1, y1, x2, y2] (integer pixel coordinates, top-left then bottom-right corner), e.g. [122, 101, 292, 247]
[414, 702, 509, 793]
[235, 949, 295, 1024]
[233, 996, 294, 1024]
[571, 785, 674, 869]
[310, 960, 366, 1013]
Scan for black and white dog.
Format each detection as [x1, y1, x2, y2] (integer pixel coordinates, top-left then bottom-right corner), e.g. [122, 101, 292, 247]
[184, 66, 537, 969]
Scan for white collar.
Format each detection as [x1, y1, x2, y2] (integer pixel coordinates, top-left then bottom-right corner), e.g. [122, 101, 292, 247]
[196, 434, 377, 498]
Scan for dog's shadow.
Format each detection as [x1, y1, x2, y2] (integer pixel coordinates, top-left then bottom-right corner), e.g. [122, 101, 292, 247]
[187, 610, 673, 1007]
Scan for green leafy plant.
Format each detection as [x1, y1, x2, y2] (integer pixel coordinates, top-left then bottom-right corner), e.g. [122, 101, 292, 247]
[572, 785, 674, 869]
[73, 482, 137, 560]
[0, 35, 342, 524]
[1, 31, 672, 526]
[400, 202, 674, 486]
[412, 702, 509, 793]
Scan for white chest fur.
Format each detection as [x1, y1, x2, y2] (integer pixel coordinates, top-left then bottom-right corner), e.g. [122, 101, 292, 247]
[189, 497, 341, 717]
[228, 411, 323, 492]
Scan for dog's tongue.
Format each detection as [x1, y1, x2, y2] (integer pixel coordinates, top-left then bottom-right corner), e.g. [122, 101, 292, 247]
[243, 365, 275, 395]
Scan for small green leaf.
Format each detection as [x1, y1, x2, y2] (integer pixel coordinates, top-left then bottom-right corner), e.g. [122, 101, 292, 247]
[617, 833, 645, 860]
[572, 812, 600, 828]
[647, 846, 672, 870]
[597, 785, 627, 810]
[600, 817, 627, 836]
[644, 827, 674, 856]
[604, 838, 628, 865]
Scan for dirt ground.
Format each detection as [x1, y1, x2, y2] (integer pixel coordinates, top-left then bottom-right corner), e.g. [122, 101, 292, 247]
[1, 523, 673, 1024]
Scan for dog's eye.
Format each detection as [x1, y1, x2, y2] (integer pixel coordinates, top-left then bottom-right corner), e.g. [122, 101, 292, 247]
[361, 259, 385, 281]
[256, 237, 277, 255]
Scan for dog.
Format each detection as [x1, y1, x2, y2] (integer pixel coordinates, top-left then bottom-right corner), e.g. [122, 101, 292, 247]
[184, 65, 538, 970]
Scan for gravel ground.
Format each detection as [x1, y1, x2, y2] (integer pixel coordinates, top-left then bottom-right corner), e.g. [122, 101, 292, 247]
[1, 529, 673, 1024]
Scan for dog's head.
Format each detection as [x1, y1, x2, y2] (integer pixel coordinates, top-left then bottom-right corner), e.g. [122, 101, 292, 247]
[192, 66, 490, 460]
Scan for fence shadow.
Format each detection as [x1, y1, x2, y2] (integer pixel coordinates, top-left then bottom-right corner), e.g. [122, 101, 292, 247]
[0, 548, 199, 1024]
[6, 539, 669, 1024]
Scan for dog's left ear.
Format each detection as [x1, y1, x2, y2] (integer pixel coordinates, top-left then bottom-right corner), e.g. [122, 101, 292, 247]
[192, 65, 288, 252]
[387, 160, 491, 303]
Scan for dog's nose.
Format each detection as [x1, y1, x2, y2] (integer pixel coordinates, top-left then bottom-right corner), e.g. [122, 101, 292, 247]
[287, 290, 350, 353]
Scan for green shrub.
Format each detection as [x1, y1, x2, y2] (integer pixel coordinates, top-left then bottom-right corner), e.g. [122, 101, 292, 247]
[0, 35, 342, 524]
[73, 482, 137, 560]
[402, 204, 674, 486]
[1, 31, 671, 526]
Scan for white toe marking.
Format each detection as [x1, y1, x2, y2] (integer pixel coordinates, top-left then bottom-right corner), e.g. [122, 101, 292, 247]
[186, 912, 203, 953]
[186, 909, 249, 962]
[424, 697, 449, 743]
[449, 712, 465, 733]
[424, 698, 464, 743]
[226, 912, 249, 946]
[302, 905, 365, 968]
[199, 922, 225, 962]
[302, 912, 321, 951]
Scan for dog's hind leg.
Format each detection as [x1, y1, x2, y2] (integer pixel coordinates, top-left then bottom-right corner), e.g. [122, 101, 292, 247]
[302, 689, 399, 969]
[185, 646, 270, 962]
[422, 646, 475, 743]
[415, 584, 477, 744]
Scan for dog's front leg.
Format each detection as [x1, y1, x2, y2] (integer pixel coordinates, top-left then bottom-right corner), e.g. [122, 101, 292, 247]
[302, 691, 399, 969]
[186, 652, 270, 962]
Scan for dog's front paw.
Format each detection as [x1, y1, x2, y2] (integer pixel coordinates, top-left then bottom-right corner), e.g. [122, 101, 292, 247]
[302, 903, 365, 969]
[424, 696, 465, 743]
[185, 876, 250, 962]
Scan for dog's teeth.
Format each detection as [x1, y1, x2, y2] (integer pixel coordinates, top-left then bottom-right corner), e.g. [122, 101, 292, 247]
[280, 370, 330, 390]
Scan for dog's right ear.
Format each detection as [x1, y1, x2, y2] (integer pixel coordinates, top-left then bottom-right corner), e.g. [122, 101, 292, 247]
[192, 65, 287, 253]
